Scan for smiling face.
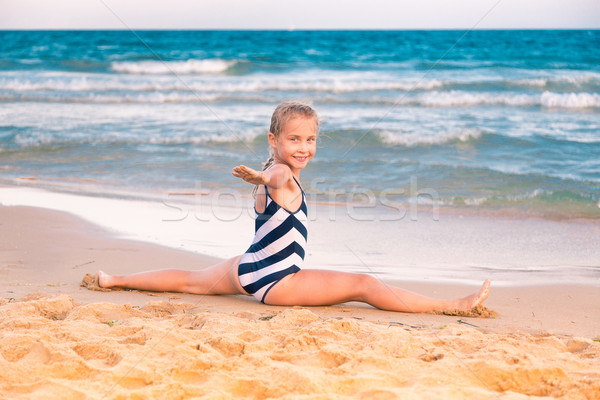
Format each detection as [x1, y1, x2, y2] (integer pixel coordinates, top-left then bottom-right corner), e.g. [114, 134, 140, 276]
[269, 116, 317, 175]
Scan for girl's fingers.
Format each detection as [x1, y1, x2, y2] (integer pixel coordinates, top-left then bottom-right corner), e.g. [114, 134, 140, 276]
[233, 165, 262, 184]
[234, 166, 253, 176]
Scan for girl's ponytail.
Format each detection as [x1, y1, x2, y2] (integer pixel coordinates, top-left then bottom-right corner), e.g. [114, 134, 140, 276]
[252, 152, 275, 197]
[262, 152, 275, 172]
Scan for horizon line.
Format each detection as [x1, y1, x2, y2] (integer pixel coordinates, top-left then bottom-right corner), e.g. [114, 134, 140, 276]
[1, 27, 599, 31]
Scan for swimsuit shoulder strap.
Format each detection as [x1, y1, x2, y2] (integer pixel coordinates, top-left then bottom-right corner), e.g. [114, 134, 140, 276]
[263, 175, 304, 210]
[292, 176, 304, 195]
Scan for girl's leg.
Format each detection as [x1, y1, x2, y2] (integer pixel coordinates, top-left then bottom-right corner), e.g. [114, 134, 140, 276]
[97, 255, 248, 296]
[264, 269, 490, 313]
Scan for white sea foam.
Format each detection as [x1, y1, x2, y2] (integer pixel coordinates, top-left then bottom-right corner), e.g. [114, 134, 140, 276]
[14, 132, 55, 147]
[110, 59, 237, 75]
[146, 129, 263, 145]
[410, 91, 600, 109]
[514, 73, 600, 88]
[9, 87, 600, 110]
[0, 72, 443, 93]
[8, 76, 596, 109]
[540, 92, 600, 108]
[377, 128, 483, 147]
[12, 127, 263, 147]
[4, 70, 598, 111]
[416, 91, 537, 107]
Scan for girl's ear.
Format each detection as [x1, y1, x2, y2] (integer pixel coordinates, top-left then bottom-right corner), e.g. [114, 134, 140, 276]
[268, 132, 277, 149]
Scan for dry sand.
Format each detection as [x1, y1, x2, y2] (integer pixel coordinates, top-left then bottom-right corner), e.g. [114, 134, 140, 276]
[1, 293, 599, 399]
[1, 205, 599, 399]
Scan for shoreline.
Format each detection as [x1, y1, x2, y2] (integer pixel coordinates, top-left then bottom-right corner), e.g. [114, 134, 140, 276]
[4, 177, 600, 223]
[4, 182, 600, 287]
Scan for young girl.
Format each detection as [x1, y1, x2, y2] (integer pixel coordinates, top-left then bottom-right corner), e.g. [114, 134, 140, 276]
[97, 102, 490, 313]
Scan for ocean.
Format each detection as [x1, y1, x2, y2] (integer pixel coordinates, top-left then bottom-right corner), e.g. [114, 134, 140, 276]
[1, 30, 599, 219]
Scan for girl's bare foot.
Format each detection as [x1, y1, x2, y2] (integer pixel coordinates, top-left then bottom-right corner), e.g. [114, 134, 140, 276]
[453, 279, 491, 311]
[97, 270, 113, 288]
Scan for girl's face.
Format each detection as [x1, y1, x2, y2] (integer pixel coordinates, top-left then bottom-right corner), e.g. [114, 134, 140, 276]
[269, 116, 317, 174]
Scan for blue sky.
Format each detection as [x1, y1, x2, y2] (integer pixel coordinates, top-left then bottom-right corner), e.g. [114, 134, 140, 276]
[1, 0, 599, 30]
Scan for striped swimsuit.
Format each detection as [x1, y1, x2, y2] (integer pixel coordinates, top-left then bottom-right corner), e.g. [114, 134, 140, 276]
[238, 176, 308, 303]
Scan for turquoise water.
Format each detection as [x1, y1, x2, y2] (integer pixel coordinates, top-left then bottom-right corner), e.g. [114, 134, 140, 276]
[1, 30, 599, 218]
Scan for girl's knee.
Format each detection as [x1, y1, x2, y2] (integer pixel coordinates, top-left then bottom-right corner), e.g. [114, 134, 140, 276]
[181, 270, 203, 293]
[354, 274, 379, 301]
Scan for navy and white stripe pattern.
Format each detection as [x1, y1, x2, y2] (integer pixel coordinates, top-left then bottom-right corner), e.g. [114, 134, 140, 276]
[238, 177, 308, 303]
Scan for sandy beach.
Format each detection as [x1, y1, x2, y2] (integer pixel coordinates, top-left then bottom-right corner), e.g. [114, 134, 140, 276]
[1, 203, 599, 399]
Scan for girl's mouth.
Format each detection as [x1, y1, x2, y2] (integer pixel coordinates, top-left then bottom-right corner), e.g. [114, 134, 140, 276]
[294, 156, 308, 162]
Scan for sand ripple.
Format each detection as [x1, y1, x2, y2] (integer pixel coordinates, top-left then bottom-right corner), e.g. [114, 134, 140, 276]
[0, 294, 598, 399]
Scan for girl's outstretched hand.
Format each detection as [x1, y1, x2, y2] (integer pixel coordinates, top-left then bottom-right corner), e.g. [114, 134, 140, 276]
[232, 165, 269, 185]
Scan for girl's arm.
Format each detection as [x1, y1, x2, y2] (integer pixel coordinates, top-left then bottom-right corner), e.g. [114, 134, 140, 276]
[232, 164, 291, 189]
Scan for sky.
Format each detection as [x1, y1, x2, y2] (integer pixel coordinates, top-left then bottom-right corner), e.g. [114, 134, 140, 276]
[1, 0, 599, 30]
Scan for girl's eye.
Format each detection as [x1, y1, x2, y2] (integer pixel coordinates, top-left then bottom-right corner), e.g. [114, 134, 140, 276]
[289, 137, 316, 142]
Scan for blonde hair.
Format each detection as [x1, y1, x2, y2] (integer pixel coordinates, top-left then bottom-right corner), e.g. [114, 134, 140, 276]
[253, 101, 319, 196]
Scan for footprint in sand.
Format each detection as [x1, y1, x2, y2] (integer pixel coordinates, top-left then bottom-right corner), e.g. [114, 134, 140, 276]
[71, 341, 122, 368]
